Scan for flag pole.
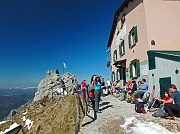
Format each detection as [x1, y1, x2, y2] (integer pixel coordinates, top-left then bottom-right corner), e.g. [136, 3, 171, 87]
[63, 63, 64, 75]
[62, 58, 64, 75]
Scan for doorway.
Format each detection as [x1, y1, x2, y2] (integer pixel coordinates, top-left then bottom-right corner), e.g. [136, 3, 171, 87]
[159, 77, 171, 98]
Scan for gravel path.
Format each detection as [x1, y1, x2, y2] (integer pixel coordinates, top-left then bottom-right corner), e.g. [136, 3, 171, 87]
[79, 95, 180, 134]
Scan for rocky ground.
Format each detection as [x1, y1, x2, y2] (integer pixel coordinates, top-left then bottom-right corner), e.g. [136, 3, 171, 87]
[79, 95, 180, 134]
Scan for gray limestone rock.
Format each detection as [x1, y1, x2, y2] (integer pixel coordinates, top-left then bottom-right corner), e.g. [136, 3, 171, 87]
[61, 72, 78, 93]
[33, 70, 78, 102]
[7, 109, 17, 120]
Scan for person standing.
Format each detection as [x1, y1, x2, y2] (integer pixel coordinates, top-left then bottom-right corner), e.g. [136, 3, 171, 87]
[164, 84, 180, 120]
[93, 76, 102, 113]
[81, 80, 88, 99]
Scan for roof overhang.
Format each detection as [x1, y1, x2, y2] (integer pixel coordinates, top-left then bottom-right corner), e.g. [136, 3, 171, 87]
[113, 59, 127, 68]
[147, 50, 180, 62]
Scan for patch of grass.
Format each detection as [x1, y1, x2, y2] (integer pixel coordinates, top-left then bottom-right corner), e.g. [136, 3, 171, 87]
[0, 95, 77, 134]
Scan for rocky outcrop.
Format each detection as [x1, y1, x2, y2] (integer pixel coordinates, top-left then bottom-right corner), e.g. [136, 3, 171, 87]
[33, 70, 78, 102]
[6, 109, 17, 120]
[62, 72, 78, 93]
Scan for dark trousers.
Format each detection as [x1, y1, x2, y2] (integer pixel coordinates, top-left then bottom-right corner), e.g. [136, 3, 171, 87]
[94, 90, 101, 111]
[135, 91, 145, 99]
[164, 104, 180, 116]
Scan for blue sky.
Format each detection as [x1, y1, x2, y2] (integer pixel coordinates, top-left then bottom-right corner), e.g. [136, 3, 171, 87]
[0, 0, 123, 88]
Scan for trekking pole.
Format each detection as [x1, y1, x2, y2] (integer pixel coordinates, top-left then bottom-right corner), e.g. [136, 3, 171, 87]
[150, 100, 156, 109]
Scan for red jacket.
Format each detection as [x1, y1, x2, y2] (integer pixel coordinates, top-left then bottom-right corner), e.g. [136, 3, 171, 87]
[81, 81, 86, 87]
[161, 96, 171, 101]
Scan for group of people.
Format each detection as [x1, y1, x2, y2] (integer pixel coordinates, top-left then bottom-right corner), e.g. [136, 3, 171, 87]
[78, 75, 106, 113]
[78, 76, 180, 120]
[107, 78, 180, 120]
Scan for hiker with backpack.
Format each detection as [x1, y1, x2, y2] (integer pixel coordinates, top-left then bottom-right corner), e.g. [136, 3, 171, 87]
[163, 84, 180, 120]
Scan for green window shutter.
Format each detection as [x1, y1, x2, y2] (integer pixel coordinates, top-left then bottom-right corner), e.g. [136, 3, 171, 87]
[113, 51, 115, 62]
[116, 70, 118, 80]
[134, 26, 138, 43]
[123, 42, 125, 53]
[136, 59, 140, 77]
[129, 63, 133, 78]
[111, 71, 115, 82]
[128, 33, 131, 48]
[148, 55, 156, 70]
[114, 50, 117, 61]
[111, 73, 113, 82]
[119, 45, 122, 56]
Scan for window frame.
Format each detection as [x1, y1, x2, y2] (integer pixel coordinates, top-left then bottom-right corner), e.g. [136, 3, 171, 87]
[119, 40, 125, 57]
[128, 26, 138, 49]
[120, 13, 126, 29]
[111, 71, 115, 82]
[113, 50, 118, 62]
[129, 59, 140, 78]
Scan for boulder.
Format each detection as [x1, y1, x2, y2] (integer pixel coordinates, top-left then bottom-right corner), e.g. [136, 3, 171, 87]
[61, 72, 78, 93]
[6, 109, 17, 120]
[33, 70, 78, 102]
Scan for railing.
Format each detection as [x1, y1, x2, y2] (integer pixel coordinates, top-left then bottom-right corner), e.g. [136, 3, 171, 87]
[75, 88, 88, 134]
[5, 124, 25, 134]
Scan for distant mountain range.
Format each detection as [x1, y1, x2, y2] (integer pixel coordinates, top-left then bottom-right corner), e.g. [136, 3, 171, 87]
[0, 87, 37, 120]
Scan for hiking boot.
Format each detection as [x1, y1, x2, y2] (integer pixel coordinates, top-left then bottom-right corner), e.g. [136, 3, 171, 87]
[165, 116, 176, 120]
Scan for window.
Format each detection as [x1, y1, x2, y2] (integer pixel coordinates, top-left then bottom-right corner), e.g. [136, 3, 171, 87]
[116, 69, 120, 80]
[111, 71, 115, 82]
[113, 50, 117, 62]
[148, 55, 156, 70]
[116, 24, 120, 35]
[128, 26, 138, 48]
[120, 13, 126, 29]
[119, 40, 125, 56]
[129, 59, 140, 78]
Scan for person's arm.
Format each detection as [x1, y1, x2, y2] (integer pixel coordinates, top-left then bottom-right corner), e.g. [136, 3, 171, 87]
[163, 98, 173, 104]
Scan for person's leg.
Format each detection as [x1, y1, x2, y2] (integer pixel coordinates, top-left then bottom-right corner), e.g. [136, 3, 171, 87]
[135, 92, 144, 99]
[131, 92, 136, 103]
[98, 90, 101, 104]
[98, 89, 102, 103]
[94, 90, 100, 112]
[164, 104, 180, 116]
[126, 92, 128, 99]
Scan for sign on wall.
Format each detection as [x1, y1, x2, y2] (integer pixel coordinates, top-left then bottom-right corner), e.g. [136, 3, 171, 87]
[141, 64, 148, 76]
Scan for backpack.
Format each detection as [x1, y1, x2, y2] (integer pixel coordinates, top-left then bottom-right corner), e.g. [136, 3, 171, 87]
[152, 105, 167, 118]
[119, 92, 125, 101]
[142, 91, 150, 103]
[135, 101, 144, 113]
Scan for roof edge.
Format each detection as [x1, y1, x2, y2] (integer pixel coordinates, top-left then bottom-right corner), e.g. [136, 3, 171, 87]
[107, 0, 130, 48]
[147, 50, 180, 62]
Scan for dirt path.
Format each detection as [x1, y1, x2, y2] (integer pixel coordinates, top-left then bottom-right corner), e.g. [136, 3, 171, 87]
[79, 95, 180, 134]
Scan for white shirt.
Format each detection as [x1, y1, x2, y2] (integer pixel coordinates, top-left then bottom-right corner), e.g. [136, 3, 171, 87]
[107, 80, 111, 86]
